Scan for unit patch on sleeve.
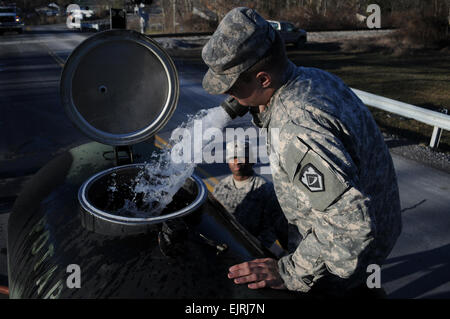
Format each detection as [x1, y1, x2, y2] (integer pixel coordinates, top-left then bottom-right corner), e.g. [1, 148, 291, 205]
[293, 150, 350, 211]
[300, 164, 324, 192]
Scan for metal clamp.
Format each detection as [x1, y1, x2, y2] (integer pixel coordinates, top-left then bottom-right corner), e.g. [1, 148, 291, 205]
[114, 145, 133, 166]
[198, 233, 228, 256]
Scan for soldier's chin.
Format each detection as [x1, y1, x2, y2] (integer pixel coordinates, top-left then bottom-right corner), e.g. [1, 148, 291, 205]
[234, 171, 251, 177]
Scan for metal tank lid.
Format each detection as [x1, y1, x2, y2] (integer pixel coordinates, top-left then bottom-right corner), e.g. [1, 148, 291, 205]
[60, 29, 179, 146]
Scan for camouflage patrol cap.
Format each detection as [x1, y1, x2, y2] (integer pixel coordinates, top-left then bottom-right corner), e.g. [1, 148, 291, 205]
[201, 7, 276, 95]
[226, 140, 253, 162]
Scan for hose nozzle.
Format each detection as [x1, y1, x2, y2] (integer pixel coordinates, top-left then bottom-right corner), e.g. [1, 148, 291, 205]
[220, 96, 248, 119]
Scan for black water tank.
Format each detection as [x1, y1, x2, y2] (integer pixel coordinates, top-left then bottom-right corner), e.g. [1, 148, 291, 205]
[7, 30, 302, 299]
[7, 142, 299, 298]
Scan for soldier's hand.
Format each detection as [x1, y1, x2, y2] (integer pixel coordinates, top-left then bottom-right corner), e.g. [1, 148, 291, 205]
[228, 258, 286, 290]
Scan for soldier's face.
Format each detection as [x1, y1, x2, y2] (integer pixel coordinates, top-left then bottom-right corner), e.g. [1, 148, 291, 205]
[228, 157, 254, 176]
[227, 73, 273, 107]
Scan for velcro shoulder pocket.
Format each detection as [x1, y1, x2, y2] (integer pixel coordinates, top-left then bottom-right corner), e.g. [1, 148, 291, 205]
[281, 136, 309, 181]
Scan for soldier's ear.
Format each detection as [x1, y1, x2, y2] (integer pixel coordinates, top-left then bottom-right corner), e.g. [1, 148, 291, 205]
[255, 71, 272, 89]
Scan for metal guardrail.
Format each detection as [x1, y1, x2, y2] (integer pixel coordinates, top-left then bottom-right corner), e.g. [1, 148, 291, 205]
[351, 88, 449, 149]
[142, 28, 397, 39]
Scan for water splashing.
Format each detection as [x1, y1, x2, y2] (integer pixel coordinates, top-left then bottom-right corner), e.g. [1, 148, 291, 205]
[111, 106, 231, 217]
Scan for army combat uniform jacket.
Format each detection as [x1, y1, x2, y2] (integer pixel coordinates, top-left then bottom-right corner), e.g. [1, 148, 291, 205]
[254, 61, 402, 292]
[213, 174, 288, 249]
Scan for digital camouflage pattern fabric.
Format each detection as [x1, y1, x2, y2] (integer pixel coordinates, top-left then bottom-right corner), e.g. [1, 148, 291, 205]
[202, 6, 401, 293]
[253, 60, 402, 292]
[213, 174, 288, 250]
[201, 7, 276, 95]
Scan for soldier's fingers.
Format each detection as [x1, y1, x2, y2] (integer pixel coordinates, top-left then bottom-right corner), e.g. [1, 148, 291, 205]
[228, 261, 251, 273]
[228, 269, 248, 279]
[252, 258, 273, 264]
[228, 264, 262, 279]
[233, 273, 262, 284]
[229, 258, 273, 273]
[228, 260, 262, 275]
[251, 258, 278, 271]
[228, 262, 251, 278]
[248, 280, 267, 289]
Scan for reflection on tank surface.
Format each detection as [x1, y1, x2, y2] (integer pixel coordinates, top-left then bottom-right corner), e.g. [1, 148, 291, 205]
[7, 142, 301, 299]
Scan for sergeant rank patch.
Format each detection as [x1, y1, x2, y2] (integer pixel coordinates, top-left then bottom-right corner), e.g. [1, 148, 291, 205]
[300, 164, 325, 192]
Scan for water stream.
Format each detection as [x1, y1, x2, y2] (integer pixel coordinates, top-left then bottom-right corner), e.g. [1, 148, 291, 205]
[109, 106, 231, 217]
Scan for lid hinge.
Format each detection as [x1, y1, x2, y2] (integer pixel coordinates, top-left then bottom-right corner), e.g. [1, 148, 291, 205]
[114, 145, 133, 166]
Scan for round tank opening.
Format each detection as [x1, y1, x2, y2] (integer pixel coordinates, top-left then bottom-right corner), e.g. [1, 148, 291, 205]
[79, 164, 207, 227]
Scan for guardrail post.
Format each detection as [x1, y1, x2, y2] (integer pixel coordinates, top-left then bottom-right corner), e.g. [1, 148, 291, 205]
[430, 126, 443, 149]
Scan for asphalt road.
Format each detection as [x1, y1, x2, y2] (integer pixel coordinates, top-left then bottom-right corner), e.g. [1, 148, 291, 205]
[0, 25, 449, 299]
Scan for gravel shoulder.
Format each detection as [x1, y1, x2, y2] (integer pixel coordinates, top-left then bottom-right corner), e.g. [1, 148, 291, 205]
[384, 133, 450, 174]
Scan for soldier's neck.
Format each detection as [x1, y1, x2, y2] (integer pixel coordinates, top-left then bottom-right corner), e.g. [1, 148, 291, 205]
[264, 61, 293, 108]
[232, 175, 252, 182]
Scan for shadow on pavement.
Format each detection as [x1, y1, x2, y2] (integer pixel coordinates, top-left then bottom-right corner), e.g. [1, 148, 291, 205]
[383, 244, 450, 298]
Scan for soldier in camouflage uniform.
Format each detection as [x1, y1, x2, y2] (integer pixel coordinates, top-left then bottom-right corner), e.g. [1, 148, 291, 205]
[213, 140, 288, 255]
[202, 7, 402, 295]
